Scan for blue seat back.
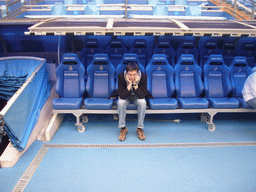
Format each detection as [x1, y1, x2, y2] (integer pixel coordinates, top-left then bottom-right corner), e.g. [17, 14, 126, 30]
[129, 39, 150, 67]
[200, 40, 221, 68]
[105, 39, 128, 68]
[86, 54, 115, 98]
[175, 54, 203, 98]
[55, 53, 85, 98]
[153, 40, 176, 67]
[221, 41, 236, 67]
[239, 43, 256, 68]
[176, 41, 199, 63]
[116, 53, 145, 76]
[64, 0, 77, 4]
[84, 2, 100, 15]
[146, 54, 175, 98]
[81, 39, 103, 70]
[230, 56, 252, 97]
[204, 54, 231, 98]
[51, 2, 67, 15]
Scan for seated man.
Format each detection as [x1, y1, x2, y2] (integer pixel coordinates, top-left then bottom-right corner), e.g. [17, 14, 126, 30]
[242, 67, 256, 108]
[111, 62, 152, 141]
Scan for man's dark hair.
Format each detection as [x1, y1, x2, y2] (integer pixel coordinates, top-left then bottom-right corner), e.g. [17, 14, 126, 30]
[126, 62, 139, 72]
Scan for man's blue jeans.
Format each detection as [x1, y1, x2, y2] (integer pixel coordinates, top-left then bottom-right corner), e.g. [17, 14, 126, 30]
[246, 98, 256, 108]
[117, 95, 147, 129]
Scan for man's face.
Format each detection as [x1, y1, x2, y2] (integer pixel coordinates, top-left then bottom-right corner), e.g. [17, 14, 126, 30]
[127, 70, 138, 82]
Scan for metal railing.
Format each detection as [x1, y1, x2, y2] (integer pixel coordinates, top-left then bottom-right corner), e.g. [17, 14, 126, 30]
[0, 0, 232, 19]
[228, 0, 256, 19]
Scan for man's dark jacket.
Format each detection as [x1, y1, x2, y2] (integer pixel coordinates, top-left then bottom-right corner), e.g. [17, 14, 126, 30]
[110, 72, 153, 100]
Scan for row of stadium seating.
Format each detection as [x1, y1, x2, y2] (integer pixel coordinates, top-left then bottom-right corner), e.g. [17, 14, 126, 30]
[80, 39, 256, 70]
[52, 53, 252, 111]
[24, 0, 213, 18]
[228, 0, 256, 18]
[231, 0, 256, 11]
[38, 0, 202, 5]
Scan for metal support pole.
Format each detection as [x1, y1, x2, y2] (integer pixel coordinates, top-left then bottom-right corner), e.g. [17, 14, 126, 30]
[252, 1, 255, 20]
[125, 0, 128, 18]
[234, 0, 237, 12]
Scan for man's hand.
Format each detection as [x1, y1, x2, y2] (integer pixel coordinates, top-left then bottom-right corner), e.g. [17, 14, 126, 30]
[132, 84, 138, 90]
[135, 75, 140, 82]
[126, 74, 132, 91]
[132, 75, 140, 90]
[126, 74, 132, 83]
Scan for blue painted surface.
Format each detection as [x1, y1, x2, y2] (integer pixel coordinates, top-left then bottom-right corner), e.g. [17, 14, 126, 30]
[0, 140, 45, 192]
[25, 146, 256, 192]
[1, 116, 256, 191]
[0, 0, 255, 191]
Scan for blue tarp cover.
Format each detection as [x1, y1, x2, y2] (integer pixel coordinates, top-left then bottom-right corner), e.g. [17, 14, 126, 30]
[1, 57, 51, 151]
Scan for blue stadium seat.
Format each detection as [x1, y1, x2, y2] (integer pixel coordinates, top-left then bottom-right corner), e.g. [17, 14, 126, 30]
[229, 56, 252, 108]
[148, 0, 161, 5]
[238, 43, 256, 68]
[84, 2, 100, 15]
[129, 39, 151, 68]
[237, 0, 245, 4]
[146, 54, 178, 109]
[220, 40, 236, 67]
[200, 40, 221, 68]
[53, 53, 85, 109]
[80, 39, 103, 76]
[105, 39, 128, 68]
[204, 55, 239, 108]
[51, 2, 67, 15]
[176, 41, 199, 63]
[153, 3, 168, 16]
[153, 40, 176, 67]
[84, 54, 115, 110]
[175, 54, 209, 109]
[116, 53, 145, 77]
[64, 0, 77, 4]
[94, 0, 104, 4]
[175, 0, 187, 5]
[244, 0, 252, 8]
[186, 3, 201, 16]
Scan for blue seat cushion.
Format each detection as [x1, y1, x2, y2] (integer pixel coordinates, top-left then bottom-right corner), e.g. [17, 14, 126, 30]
[237, 98, 252, 109]
[208, 71, 224, 98]
[179, 71, 196, 98]
[84, 98, 113, 110]
[63, 71, 80, 98]
[93, 71, 109, 98]
[178, 98, 209, 109]
[152, 71, 168, 98]
[232, 73, 247, 98]
[52, 98, 83, 109]
[207, 98, 239, 108]
[148, 98, 177, 109]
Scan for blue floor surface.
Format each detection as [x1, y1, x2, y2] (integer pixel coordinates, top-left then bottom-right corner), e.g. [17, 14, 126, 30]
[25, 146, 256, 192]
[0, 140, 45, 192]
[1, 115, 256, 192]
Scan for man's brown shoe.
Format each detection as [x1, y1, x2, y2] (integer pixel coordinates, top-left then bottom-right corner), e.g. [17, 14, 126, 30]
[136, 128, 145, 141]
[119, 127, 128, 141]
